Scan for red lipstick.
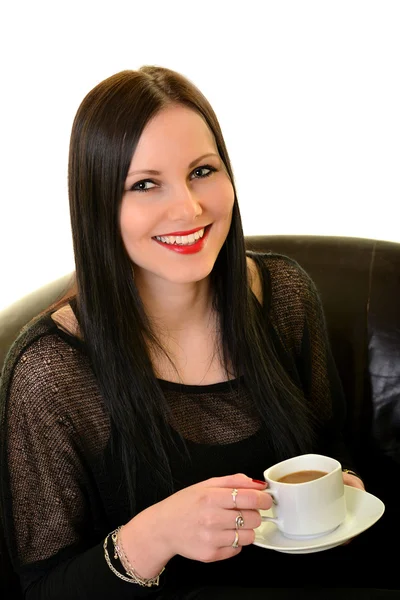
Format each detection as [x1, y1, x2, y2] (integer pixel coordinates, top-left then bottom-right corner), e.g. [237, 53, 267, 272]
[153, 225, 211, 255]
[157, 225, 205, 237]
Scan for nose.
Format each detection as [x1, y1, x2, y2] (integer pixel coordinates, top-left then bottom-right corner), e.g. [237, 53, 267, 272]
[167, 184, 203, 222]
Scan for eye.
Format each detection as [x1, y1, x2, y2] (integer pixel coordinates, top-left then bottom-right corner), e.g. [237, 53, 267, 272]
[130, 180, 157, 193]
[190, 165, 217, 180]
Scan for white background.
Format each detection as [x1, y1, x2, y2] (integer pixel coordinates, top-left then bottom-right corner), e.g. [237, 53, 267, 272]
[1, 0, 399, 310]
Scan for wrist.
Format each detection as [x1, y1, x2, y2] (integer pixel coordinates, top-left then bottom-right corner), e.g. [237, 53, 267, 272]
[120, 505, 173, 578]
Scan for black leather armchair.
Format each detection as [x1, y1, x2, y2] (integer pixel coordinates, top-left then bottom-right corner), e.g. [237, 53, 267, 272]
[1, 235, 399, 596]
[246, 235, 400, 475]
[246, 235, 400, 589]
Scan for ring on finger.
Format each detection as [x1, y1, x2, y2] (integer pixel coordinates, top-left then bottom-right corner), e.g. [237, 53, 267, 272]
[232, 530, 240, 548]
[231, 488, 238, 508]
[235, 511, 244, 529]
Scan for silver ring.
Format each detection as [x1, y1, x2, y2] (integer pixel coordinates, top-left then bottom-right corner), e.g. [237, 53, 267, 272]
[232, 530, 239, 548]
[235, 512, 244, 529]
[231, 488, 238, 508]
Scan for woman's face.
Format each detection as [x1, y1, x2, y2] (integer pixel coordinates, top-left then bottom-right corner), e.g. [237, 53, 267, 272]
[120, 104, 235, 287]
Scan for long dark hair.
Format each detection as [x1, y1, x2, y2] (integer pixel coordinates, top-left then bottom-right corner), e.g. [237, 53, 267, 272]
[68, 67, 314, 512]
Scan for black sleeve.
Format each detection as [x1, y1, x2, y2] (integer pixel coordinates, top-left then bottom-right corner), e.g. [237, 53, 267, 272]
[23, 543, 164, 599]
[0, 335, 165, 599]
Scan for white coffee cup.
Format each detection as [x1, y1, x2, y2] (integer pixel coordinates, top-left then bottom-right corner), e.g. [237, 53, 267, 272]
[262, 453, 346, 539]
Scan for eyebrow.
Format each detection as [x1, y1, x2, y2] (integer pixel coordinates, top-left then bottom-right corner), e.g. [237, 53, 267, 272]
[126, 153, 220, 178]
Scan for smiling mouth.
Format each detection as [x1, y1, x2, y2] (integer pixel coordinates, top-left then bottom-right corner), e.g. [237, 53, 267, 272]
[153, 225, 210, 246]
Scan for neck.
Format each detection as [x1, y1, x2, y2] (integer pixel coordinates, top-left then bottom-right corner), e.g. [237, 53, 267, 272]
[135, 271, 214, 334]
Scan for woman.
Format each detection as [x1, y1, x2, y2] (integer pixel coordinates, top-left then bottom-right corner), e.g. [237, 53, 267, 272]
[0, 66, 364, 599]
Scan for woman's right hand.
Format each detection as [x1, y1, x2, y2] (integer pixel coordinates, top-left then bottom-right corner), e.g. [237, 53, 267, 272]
[119, 473, 272, 579]
[147, 473, 272, 563]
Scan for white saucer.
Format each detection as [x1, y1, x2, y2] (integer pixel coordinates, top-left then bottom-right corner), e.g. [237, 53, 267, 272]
[253, 485, 385, 554]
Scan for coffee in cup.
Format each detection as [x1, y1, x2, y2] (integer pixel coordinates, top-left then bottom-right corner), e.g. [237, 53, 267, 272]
[277, 470, 327, 484]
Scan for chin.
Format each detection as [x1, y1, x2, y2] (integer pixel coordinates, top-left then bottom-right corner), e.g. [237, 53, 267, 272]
[159, 262, 215, 285]
[131, 239, 226, 285]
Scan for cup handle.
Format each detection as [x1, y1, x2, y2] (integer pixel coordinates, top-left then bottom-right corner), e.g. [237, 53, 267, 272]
[261, 515, 280, 524]
[265, 489, 277, 503]
[261, 489, 280, 524]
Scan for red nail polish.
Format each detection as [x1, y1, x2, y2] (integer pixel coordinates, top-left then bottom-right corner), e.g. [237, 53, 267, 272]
[252, 479, 266, 485]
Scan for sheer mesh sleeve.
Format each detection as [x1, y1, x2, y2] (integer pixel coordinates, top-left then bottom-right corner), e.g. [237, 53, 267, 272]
[6, 341, 91, 566]
[0, 322, 164, 598]
[254, 253, 357, 470]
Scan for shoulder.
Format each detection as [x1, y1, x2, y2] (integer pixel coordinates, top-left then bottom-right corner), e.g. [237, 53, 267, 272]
[1, 313, 81, 410]
[2, 310, 82, 383]
[247, 251, 323, 354]
[2, 313, 62, 379]
[51, 304, 81, 338]
[247, 251, 319, 310]
[1, 311, 108, 448]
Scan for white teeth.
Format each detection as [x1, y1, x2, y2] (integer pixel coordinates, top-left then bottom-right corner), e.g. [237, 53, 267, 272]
[154, 227, 206, 246]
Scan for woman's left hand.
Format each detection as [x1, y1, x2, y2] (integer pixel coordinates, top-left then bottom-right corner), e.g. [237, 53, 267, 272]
[342, 471, 365, 491]
[341, 471, 365, 545]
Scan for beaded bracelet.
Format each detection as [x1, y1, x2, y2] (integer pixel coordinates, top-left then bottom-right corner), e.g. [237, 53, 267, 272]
[103, 528, 165, 587]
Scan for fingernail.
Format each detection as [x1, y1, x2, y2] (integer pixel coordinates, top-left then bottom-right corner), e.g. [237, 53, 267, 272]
[252, 479, 266, 485]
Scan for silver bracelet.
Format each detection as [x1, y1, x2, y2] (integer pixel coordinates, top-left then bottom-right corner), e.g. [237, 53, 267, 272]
[103, 533, 138, 584]
[103, 528, 165, 587]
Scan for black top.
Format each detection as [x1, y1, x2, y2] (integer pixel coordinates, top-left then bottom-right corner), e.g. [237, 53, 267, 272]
[0, 253, 358, 598]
